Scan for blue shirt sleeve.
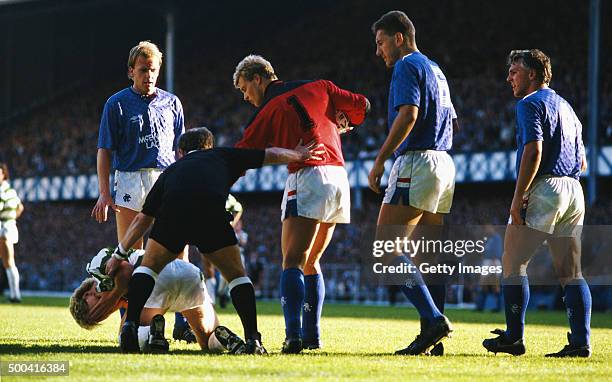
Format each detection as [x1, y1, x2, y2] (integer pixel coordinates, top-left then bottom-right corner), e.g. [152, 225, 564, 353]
[97, 99, 119, 150]
[173, 97, 185, 151]
[392, 60, 420, 111]
[516, 100, 543, 144]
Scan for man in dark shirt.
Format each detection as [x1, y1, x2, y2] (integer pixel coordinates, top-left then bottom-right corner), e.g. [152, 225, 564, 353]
[105, 127, 323, 354]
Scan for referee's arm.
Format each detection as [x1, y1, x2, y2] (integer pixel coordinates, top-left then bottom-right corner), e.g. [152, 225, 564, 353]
[262, 142, 325, 165]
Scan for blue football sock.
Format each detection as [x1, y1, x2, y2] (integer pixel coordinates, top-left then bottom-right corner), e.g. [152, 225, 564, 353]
[427, 284, 446, 314]
[502, 275, 529, 341]
[280, 268, 304, 340]
[302, 274, 325, 344]
[174, 312, 188, 330]
[396, 256, 442, 322]
[564, 279, 592, 347]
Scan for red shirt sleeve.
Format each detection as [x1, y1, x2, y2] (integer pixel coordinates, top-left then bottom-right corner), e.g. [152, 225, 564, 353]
[322, 80, 367, 126]
[235, 113, 271, 149]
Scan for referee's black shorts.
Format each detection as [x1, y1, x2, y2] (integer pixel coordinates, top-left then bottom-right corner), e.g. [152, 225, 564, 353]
[149, 204, 237, 254]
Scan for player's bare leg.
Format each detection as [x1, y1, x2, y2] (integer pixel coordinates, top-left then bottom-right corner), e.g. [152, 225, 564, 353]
[281, 216, 319, 269]
[204, 245, 265, 354]
[116, 207, 143, 249]
[302, 222, 335, 349]
[181, 304, 224, 352]
[304, 223, 335, 275]
[483, 226, 547, 355]
[546, 236, 591, 357]
[279, 216, 319, 353]
[376, 204, 452, 355]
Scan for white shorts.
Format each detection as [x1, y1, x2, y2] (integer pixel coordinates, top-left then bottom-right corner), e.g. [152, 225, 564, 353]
[281, 165, 350, 224]
[145, 260, 210, 312]
[383, 150, 455, 214]
[0, 220, 18, 244]
[516, 176, 585, 236]
[114, 169, 162, 212]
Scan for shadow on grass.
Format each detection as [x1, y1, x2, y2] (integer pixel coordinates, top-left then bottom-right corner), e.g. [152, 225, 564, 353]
[254, 303, 612, 329]
[8, 298, 612, 329]
[0, 343, 119, 354]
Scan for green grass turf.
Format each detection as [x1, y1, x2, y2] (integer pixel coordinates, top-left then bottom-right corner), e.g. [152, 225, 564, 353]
[0, 297, 610, 381]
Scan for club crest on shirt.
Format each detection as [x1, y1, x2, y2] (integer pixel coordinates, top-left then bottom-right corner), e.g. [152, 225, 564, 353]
[130, 115, 144, 132]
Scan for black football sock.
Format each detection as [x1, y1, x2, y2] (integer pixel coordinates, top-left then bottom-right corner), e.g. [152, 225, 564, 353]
[125, 267, 158, 325]
[229, 277, 259, 340]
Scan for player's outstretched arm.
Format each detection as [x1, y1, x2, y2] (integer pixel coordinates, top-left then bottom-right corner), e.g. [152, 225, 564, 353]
[262, 141, 325, 165]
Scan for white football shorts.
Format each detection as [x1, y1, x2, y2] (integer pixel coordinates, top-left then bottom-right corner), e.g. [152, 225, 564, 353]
[0, 220, 18, 244]
[281, 165, 350, 224]
[383, 150, 455, 214]
[516, 175, 585, 237]
[145, 259, 211, 312]
[114, 169, 162, 212]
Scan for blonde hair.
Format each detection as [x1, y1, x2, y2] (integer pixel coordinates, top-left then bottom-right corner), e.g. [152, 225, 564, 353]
[233, 54, 277, 87]
[127, 41, 163, 69]
[69, 278, 99, 330]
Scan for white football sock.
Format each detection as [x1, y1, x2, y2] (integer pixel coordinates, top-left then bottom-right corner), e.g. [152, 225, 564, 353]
[207, 332, 225, 353]
[5, 266, 20, 300]
[137, 326, 150, 351]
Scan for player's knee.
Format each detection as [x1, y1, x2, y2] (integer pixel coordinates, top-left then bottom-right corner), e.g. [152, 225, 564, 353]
[303, 261, 321, 275]
[282, 257, 304, 270]
[282, 250, 307, 270]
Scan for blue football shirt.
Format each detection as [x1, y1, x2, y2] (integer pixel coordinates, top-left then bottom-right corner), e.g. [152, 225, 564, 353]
[515, 88, 584, 179]
[97, 87, 185, 171]
[387, 51, 454, 157]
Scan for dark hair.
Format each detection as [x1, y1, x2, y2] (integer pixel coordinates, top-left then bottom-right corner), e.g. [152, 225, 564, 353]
[0, 162, 9, 180]
[178, 127, 214, 152]
[507, 49, 552, 85]
[371, 11, 415, 44]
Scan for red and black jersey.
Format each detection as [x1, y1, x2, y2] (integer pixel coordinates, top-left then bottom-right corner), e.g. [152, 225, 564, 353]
[236, 80, 368, 173]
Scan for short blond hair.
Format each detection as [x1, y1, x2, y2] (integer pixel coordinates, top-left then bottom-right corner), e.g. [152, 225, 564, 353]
[233, 54, 277, 87]
[69, 278, 99, 330]
[128, 41, 163, 69]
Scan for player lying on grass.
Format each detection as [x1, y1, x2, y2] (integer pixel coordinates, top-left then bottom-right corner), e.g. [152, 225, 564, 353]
[69, 248, 246, 353]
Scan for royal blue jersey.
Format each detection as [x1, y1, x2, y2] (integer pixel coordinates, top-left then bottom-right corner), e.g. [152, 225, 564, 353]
[388, 51, 454, 156]
[515, 88, 584, 179]
[97, 87, 185, 171]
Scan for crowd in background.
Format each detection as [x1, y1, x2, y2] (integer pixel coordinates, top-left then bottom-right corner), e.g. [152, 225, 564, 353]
[1, 0, 611, 177]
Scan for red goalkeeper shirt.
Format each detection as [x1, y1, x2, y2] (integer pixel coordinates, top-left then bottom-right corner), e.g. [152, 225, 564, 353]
[236, 80, 368, 173]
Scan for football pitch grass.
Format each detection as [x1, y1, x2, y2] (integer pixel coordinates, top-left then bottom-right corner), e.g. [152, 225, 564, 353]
[0, 298, 610, 381]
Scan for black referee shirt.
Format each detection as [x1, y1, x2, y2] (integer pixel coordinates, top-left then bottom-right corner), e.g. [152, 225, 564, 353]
[142, 148, 265, 220]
